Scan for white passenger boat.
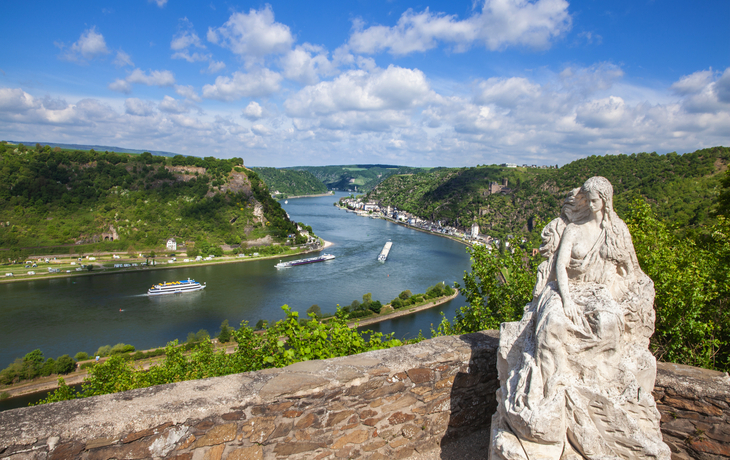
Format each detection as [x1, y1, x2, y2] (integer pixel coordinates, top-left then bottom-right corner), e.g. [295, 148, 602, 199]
[147, 278, 206, 296]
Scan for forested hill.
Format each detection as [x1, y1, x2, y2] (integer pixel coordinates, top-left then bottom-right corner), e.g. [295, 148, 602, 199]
[252, 167, 328, 198]
[366, 147, 730, 238]
[0, 142, 297, 257]
[289, 165, 427, 192]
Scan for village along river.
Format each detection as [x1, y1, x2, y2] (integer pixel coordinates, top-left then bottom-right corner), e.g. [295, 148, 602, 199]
[0, 192, 472, 374]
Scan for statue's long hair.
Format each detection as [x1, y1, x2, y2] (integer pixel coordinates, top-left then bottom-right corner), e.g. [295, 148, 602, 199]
[580, 176, 631, 266]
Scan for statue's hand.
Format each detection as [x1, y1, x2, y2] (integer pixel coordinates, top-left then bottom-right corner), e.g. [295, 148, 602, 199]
[564, 298, 580, 324]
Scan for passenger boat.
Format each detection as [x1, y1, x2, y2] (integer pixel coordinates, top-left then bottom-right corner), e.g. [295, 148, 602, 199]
[147, 278, 206, 296]
[275, 253, 335, 269]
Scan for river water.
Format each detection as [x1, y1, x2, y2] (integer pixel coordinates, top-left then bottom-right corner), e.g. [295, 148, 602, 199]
[0, 192, 472, 370]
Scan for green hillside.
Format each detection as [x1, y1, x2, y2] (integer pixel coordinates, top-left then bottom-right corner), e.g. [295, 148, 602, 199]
[289, 165, 427, 192]
[252, 167, 328, 198]
[0, 142, 298, 258]
[367, 147, 730, 238]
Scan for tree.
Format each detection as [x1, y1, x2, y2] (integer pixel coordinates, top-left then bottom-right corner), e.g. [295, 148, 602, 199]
[306, 305, 322, 318]
[218, 320, 232, 343]
[22, 349, 45, 380]
[369, 300, 382, 314]
[94, 345, 112, 357]
[398, 290, 412, 300]
[54, 355, 76, 374]
[626, 199, 728, 369]
[434, 240, 539, 336]
[40, 358, 56, 377]
[75, 352, 90, 361]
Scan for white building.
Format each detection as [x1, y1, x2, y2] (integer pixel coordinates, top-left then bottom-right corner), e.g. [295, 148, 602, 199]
[166, 238, 177, 251]
[471, 223, 480, 238]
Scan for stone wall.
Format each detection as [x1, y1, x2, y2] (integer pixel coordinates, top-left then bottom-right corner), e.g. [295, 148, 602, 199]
[0, 331, 728, 460]
[654, 362, 730, 459]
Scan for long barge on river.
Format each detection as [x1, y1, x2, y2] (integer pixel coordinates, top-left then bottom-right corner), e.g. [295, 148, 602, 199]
[148, 278, 206, 296]
[275, 253, 335, 269]
[378, 241, 393, 262]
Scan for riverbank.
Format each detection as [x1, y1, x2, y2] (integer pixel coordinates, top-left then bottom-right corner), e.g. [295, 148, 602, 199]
[349, 289, 459, 328]
[280, 191, 335, 199]
[335, 203, 473, 249]
[0, 239, 333, 285]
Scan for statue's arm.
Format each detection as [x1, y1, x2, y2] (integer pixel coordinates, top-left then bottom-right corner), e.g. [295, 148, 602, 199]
[556, 226, 580, 323]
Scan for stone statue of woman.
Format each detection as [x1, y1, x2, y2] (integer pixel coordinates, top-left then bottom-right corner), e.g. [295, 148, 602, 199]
[490, 177, 670, 459]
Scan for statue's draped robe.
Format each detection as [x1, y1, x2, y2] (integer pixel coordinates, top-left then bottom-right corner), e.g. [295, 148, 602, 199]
[490, 218, 670, 460]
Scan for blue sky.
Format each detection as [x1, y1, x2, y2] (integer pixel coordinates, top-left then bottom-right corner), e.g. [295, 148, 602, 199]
[1, 0, 728, 167]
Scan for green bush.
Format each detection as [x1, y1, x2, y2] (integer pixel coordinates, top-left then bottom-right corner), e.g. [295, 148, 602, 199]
[110, 343, 135, 355]
[217, 320, 232, 343]
[94, 345, 112, 358]
[306, 305, 322, 318]
[40, 358, 56, 377]
[54, 355, 76, 374]
[74, 352, 90, 361]
[36, 306, 401, 404]
[368, 300, 383, 314]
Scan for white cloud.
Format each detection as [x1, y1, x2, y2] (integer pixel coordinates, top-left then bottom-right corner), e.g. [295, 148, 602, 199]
[668, 68, 730, 114]
[576, 96, 628, 128]
[113, 50, 134, 68]
[281, 44, 338, 85]
[109, 69, 175, 93]
[125, 98, 156, 116]
[59, 27, 110, 63]
[251, 124, 272, 136]
[127, 68, 176, 87]
[242, 101, 263, 120]
[285, 65, 433, 118]
[348, 0, 571, 56]
[207, 6, 294, 64]
[474, 77, 541, 107]
[171, 20, 204, 51]
[108, 79, 132, 94]
[206, 60, 226, 74]
[150, 0, 167, 7]
[716, 68, 730, 103]
[171, 18, 211, 63]
[2, 65, 729, 167]
[174, 50, 211, 63]
[671, 70, 713, 96]
[0, 88, 38, 113]
[174, 85, 202, 102]
[159, 95, 190, 114]
[202, 68, 282, 101]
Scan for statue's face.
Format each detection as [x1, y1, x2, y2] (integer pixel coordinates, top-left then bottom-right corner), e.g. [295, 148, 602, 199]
[587, 189, 603, 214]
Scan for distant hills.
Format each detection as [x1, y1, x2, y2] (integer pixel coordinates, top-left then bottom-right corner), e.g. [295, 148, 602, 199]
[367, 147, 730, 239]
[0, 142, 298, 257]
[251, 167, 328, 198]
[284, 165, 429, 192]
[5, 140, 182, 158]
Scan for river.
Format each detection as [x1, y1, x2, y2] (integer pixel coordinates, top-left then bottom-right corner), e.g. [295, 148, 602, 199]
[0, 192, 472, 370]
